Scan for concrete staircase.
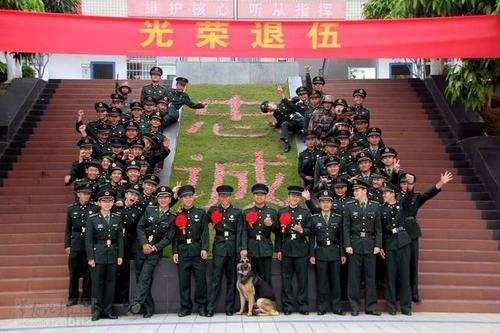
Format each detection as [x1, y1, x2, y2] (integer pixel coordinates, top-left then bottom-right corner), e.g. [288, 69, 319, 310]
[0, 79, 498, 319]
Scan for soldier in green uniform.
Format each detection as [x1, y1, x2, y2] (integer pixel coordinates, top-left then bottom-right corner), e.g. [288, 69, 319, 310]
[129, 186, 176, 318]
[309, 190, 346, 315]
[275, 186, 311, 315]
[85, 189, 124, 321]
[113, 183, 144, 305]
[304, 65, 325, 97]
[107, 107, 125, 138]
[75, 102, 108, 140]
[343, 142, 364, 177]
[312, 157, 347, 196]
[400, 171, 453, 303]
[127, 102, 150, 134]
[240, 183, 278, 285]
[365, 127, 385, 166]
[298, 133, 324, 191]
[117, 82, 132, 115]
[351, 115, 370, 148]
[335, 130, 352, 164]
[352, 89, 370, 121]
[172, 185, 209, 317]
[142, 95, 157, 119]
[166, 77, 208, 111]
[138, 174, 159, 210]
[343, 178, 382, 316]
[356, 152, 375, 184]
[313, 139, 340, 185]
[65, 138, 94, 186]
[379, 147, 403, 185]
[379, 182, 412, 315]
[64, 182, 99, 307]
[140, 67, 168, 102]
[304, 92, 322, 133]
[206, 185, 244, 317]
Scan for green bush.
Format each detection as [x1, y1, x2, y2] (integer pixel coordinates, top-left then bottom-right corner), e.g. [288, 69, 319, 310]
[22, 64, 36, 78]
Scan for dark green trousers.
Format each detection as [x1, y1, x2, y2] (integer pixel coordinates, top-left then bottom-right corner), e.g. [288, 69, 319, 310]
[281, 256, 309, 313]
[385, 244, 411, 313]
[178, 256, 207, 313]
[347, 253, 378, 312]
[68, 250, 91, 302]
[315, 259, 342, 313]
[409, 238, 420, 298]
[250, 256, 272, 286]
[91, 263, 117, 316]
[207, 255, 236, 313]
[132, 254, 160, 314]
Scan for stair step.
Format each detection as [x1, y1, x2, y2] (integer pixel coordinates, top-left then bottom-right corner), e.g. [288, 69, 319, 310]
[0, 266, 67, 279]
[420, 249, 500, 261]
[419, 272, 500, 286]
[0, 277, 68, 292]
[420, 238, 498, 251]
[420, 260, 500, 274]
[419, 285, 500, 301]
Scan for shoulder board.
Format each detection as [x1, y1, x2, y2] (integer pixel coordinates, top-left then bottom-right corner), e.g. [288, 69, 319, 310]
[312, 213, 321, 217]
[112, 212, 121, 216]
[369, 200, 380, 204]
[345, 200, 356, 205]
[69, 203, 77, 207]
[88, 213, 99, 217]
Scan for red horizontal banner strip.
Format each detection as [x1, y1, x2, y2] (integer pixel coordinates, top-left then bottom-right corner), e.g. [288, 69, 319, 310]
[0, 10, 499, 58]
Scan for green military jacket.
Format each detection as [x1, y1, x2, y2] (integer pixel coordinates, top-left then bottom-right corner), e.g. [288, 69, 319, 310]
[137, 206, 176, 258]
[380, 200, 412, 251]
[64, 202, 99, 251]
[275, 206, 311, 258]
[403, 187, 441, 239]
[114, 203, 143, 248]
[309, 212, 343, 261]
[207, 204, 243, 257]
[140, 83, 168, 102]
[241, 205, 278, 258]
[85, 211, 124, 264]
[165, 88, 204, 110]
[343, 200, 382, 255]
[172, 207, 209, 258]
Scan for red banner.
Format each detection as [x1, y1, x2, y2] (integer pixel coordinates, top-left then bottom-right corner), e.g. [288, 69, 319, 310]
[0, 10, 498, 58]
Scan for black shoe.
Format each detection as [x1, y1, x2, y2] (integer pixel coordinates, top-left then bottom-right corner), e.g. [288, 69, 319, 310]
[225, 311, 233, 316]
[66, 299, 78, 307]
[333, 310, 346, 316]
[366, 311, 382, 316]
[412, 295, 421, 303]
[388, 311, 397, 316]
[143, 312, 153, 318]
[206, 311, 214, 317]
[317, 311, 326, 316]
[402, 310, 412, 316]
[81, 299, 91, 307]
[91, 313, 100, 321]
[284, 143, 292, 153]
[299, 311, 309, 315]
[129, 303, 141, 315]
[199, 309, 208, 317]
[103, 313, 118, 319]
[351, 311, 359, 316]
[178, 311, 191, 317]
[283, 310, 292, 315]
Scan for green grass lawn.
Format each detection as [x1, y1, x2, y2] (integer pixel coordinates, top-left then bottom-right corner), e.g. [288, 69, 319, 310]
[163, 84, 301, 257]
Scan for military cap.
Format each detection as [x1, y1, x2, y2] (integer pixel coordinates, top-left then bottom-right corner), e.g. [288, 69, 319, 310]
[150, 66, 163, 76]
[129, 139, 144, 149]
[371, 172, 388, 180]
[335, 117, 351, 127]
[142, 95, 156, 105]
[324, 156, 341, 168]
[251, 183, 269, 194]
[332, 177, 350, 188]
[353, 88, 367, 98]
[100, 153, 114, 162]
[216, 185, 234, 195]
[130, 101, 143, 110]
[109, 136, 125, 147]
[352, 114, 369, 124]
[84, 159, 101, 170]
[350, 178, 370, 190]
[399, 172, 416, 184]
[150, 111, 163, 120]
[259, 101, 270, 113]
[125, 121, 139, 131]
[118, 82, 132, 94]
[176, 77, 189, 85]
[312, 76, 325, 85]
[125, 183, 142, 195]
[366, 127, 382, 137]
[342, 106, 356, 116]
[126, 160, 140, 171]
[333, 98, 348, 108]
[94, 102, 109, 112]
[287, 185, 304, 195]
[143, 174, 160, 185]
[110, 93, 125, 102]
[325, 138, 340, 147]
[178, 185, 195, 197]
[97, 124, 110, 134]
[381, 147, 397, 158]
[138, 155, 149, 166]
[97, 189, 115, 201]
[309, 92, 321, 99]
[295, 86, 309, 95]
[75, 181, 93, 193]
[380, 182, 399, 193]
[110, 162, 123, 173]
[141, 132, 156, 143]
[77, 137, 94, 148]
[156, 96, 169, 105]
[321, 95, 334, 104]
[304, 132, 317, 140]
[156, 186, 174, 197]
[318, 190, 334, 201]
[335, 129, 351, 139]
[107, 107, 122, 116]
[348, 141, 364, 153]
[357, 151, 373, 163]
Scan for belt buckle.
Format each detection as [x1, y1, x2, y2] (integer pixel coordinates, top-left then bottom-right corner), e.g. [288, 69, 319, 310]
[325, 239, 331, 246]
[148, 235, 154, 243]
[291, 233, 297, 240]
[391, 228, 398, 234]
[256, 235, 262, 241]
[106, 240, 111, 247]
[186, 238, 192, 244]
[360, 232, 366, 237]
[224, 231, 229, 237]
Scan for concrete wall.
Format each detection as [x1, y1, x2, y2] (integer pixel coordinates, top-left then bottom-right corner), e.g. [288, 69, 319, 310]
[176, 62, 300, 84]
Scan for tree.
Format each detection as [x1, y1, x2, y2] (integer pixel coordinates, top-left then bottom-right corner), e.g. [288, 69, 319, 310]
[362, 0, 500, 113]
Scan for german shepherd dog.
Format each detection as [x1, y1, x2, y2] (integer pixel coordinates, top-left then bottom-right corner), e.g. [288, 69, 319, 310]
[236, 257, 278, 316]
